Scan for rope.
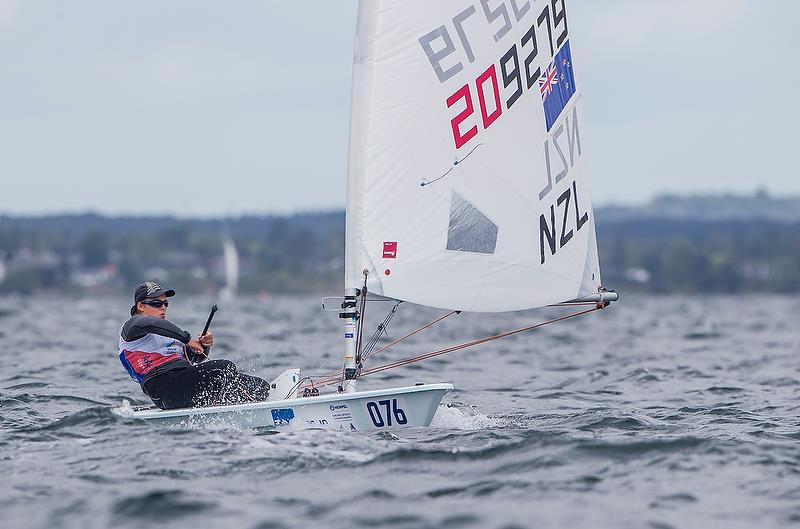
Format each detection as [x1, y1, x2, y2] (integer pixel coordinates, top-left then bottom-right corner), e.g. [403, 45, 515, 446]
[354, 277, 368, 369]
[421, 143, 483, 187]
[361, 302, 401, 361]
[301, 308, 458, 390]
[365, 310, 458, 361]
[308, 304, 603, 390]
[359, 305, 601, 378]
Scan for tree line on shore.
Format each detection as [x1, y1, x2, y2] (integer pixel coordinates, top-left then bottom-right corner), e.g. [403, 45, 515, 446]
[0, 203, 798, 296]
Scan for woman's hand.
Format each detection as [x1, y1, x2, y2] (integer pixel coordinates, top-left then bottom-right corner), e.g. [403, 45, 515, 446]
[198, 331, 214, 348]
[186, 339, 205, 354]
[185, 332, 213, 361]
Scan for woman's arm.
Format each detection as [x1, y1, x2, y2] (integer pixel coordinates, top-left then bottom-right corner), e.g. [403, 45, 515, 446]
[121, 316, 191, 343]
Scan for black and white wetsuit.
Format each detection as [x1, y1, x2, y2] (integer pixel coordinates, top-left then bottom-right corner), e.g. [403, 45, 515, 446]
[119, 315, 270, 409]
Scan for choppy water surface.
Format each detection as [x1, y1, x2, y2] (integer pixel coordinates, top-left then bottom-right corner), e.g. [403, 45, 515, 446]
[1, 294, 799, 529]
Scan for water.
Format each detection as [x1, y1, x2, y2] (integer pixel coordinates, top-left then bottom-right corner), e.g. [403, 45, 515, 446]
[1, 294, 799, 529]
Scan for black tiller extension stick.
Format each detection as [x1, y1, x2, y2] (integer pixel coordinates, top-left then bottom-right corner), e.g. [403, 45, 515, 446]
[201, 304, 219, 356]
[188, 304, 218, 364]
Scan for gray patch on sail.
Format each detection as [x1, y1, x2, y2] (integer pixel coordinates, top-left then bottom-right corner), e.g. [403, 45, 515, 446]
[446, 192, 498, 254]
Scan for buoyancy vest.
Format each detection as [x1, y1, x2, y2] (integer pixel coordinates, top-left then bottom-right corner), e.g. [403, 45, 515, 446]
[118, 316, 192, 385]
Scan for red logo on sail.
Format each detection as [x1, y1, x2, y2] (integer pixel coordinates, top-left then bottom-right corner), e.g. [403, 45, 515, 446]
[383, 242, 397, 259]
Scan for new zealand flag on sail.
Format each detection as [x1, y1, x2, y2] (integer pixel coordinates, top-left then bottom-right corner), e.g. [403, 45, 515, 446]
[539, 40, 576, 132]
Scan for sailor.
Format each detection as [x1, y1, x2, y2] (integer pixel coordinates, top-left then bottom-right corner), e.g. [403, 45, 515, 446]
[118, 281, 270, 409]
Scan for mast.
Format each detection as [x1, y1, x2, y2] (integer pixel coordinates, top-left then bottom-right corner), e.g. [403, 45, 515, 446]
[341, 2, 381, 393]
[339, 288, 359, 393]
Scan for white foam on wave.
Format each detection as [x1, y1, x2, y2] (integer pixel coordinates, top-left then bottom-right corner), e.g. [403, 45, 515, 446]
[431, 404, 503, 430]
[111, 400, 135, 418]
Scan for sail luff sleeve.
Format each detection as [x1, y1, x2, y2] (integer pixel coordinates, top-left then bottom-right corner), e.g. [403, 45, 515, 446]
[345, 1, 381, 292]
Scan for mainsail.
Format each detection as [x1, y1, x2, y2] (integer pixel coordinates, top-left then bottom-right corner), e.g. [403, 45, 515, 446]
[346, 0, 601, 312]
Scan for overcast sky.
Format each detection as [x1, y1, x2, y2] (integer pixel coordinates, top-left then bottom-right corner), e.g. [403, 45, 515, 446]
[1, 0, 798, 217]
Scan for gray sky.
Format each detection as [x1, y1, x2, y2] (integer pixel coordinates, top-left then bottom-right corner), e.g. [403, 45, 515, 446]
[1, 0, 798, 217]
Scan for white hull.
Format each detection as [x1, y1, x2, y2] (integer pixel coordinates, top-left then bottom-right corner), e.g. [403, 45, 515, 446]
[132, 383, 453, 431]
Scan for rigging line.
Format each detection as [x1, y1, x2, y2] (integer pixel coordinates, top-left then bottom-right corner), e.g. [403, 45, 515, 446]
[354, 275, 369, 374]
[303, 304, 609, 392]
[308, 305, 603, 390]
[310, 357, 367, 390]
[365, 310, 459, 362]
[362, 302, 401, 361]
[299, 308, 457, 391]
[284, 376, 316, 400]
[299, 374, 339, 392]
[358, 305, 602, 379]
[339, 359, 347, 388]
[420, 143, 484, 187]
[363, 306, 397, 355]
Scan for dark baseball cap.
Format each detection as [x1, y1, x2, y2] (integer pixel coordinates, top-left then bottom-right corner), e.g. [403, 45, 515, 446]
[130, 281, 176, 315]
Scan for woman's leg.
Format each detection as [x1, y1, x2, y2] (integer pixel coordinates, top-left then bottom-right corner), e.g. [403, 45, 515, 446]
[191, 360, 239, 405]
[143, 367, 211, 409]
[236, 373, 271, 401]
[145, 360, 271, 408]
[197, 360, 271, 403]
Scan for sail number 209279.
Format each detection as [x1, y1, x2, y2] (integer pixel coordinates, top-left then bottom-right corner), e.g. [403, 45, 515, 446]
[419, 0, 569, 149]
[366, 399, 408, 428]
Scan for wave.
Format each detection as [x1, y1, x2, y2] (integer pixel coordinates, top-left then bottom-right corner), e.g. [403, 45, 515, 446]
[430, 404, 503, 430]
[12, 406, 121, 440]
[571, 436, 709, 459]
[112, 490, 217, 521]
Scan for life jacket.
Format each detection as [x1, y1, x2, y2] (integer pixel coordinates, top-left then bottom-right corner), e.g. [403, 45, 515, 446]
[119, 329, 189, 384]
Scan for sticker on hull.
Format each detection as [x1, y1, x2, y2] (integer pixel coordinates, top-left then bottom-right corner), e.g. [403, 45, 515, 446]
[329, 403, 354, 423]
[271, 408, 295, 425]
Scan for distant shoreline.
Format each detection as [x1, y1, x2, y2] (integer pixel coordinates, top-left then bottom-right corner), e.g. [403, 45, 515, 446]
[0, 191, 798, 295]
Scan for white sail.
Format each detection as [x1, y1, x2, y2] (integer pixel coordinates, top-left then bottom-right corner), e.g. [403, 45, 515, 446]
[346, 0, 601, 312]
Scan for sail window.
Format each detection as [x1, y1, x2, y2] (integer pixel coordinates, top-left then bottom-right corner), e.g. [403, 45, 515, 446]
[446, 192, 498, 254]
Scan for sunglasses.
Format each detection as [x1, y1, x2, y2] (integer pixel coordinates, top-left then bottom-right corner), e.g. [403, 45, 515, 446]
[141, 300, 169, 308]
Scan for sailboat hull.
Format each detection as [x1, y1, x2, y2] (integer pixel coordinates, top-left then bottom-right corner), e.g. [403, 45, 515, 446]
[131, 383, 453, 431]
